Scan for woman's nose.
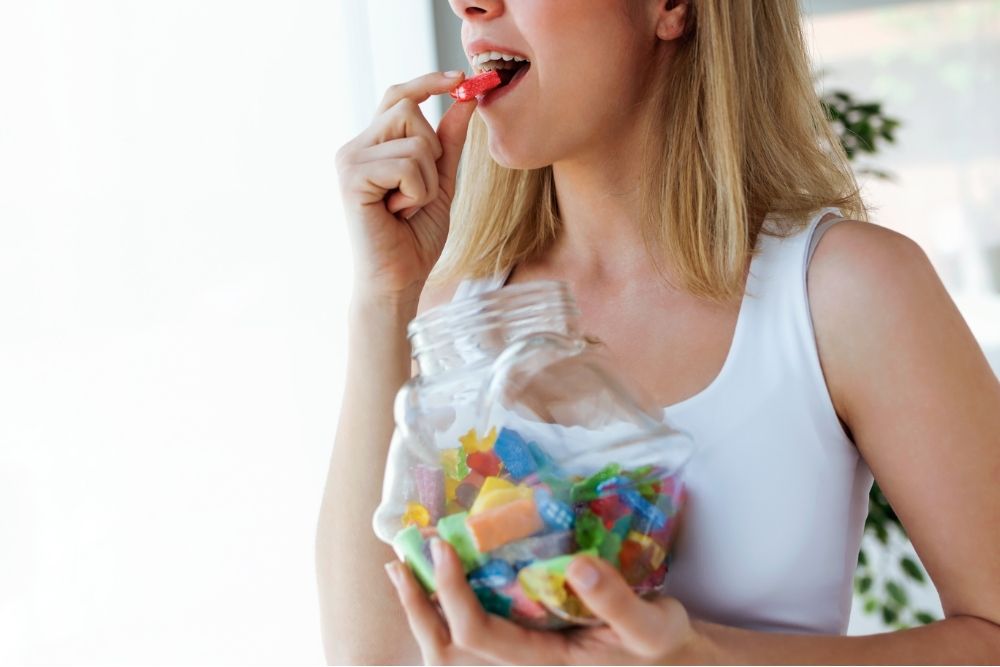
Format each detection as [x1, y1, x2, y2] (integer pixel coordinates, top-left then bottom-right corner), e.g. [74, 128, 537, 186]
[448, 0, 504, 21]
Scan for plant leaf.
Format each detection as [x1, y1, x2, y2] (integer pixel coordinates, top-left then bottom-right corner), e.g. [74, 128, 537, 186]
[900, 557, 925, 583]
[886, 580, 908, 606]
[882, 605, 899, 625]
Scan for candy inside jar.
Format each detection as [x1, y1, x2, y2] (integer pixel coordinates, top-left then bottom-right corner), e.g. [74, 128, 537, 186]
[389, 422, 687, 629]
[372, 281, 694, 630]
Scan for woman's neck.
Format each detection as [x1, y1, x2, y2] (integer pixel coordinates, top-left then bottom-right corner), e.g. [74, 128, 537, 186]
[546, 118, 655, 283]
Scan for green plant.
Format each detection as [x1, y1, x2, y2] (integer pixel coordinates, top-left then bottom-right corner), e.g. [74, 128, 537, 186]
[821, 88, 901, 180]
[854, 483, 939, 629]
[819, 88, 937, 628]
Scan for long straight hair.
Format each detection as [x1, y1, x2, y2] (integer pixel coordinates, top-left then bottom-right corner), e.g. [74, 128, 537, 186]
[432, 0, 866, 301]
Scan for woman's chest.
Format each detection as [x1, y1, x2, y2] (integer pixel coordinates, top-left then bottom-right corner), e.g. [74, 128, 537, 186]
[573, 291, 742, 409]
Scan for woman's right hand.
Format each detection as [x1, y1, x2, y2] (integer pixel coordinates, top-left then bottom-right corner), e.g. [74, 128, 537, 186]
[336, 71, 478, 305]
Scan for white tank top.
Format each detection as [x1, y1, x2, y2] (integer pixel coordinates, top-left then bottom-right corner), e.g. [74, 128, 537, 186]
[450, 207, 874, 634]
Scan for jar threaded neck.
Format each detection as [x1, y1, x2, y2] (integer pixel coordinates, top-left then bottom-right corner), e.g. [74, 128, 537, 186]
[408, 280, 581, 377]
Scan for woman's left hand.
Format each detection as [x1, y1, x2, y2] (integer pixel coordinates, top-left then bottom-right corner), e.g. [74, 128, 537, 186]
[385, 539, 713, 665]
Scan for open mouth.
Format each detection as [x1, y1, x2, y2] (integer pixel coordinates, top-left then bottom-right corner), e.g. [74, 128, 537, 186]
[490, 61, 530, 88]
[472, 51, 531, 90]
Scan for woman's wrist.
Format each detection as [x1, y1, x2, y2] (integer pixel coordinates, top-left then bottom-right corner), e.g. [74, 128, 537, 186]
[683, 619, 729, 664]
[349, 285, 422, 328]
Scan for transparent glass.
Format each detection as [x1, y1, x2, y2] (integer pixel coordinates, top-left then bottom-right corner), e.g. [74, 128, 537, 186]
[373, 281, 694, 630]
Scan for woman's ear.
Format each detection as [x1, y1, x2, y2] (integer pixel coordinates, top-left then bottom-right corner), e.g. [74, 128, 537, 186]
[654, 0, 689, 42]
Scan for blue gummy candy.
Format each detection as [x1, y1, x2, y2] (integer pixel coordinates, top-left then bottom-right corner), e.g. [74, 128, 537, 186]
[534, 489, 575, 531]
[596, 475, 633, 496]
[620, 487, 667, 531]
[494, 428, 538, 480]
[468, 559, 516, 589]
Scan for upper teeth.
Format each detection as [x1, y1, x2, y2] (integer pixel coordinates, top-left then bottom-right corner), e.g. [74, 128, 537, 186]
[471, 51, 528, 69]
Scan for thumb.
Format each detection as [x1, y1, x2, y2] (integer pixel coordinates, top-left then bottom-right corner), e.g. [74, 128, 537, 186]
[566, 555, 673, 658]
[435, 97, 478, 198]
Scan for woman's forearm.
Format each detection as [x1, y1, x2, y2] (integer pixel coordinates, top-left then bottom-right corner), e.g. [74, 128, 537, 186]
[316, 291, 421, 665]
[695, 614, 1000, 665]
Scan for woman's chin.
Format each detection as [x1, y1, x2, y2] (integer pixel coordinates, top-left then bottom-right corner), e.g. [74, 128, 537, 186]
[487, 136, 552, 171]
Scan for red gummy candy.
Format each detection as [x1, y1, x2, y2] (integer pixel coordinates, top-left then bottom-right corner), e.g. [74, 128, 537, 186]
[589, 496, 628, 526]
[467, 450, 501, 477]
[618, 539, 651, 586]
[449, 70, 502, 102]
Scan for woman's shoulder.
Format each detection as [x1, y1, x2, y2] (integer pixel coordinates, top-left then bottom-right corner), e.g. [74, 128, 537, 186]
[806, 218, 954, 419]
[807, 219, 933, 308]
[808, 218, 940, 342]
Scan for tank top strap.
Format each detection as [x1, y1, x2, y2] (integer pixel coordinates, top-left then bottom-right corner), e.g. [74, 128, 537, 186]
[724, 205, 852, 440]
[747, 206, 844, 296]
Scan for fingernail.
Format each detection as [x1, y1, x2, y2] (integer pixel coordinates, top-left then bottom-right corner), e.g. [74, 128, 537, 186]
[384, 561, 402, 588]
[444, 70, 464, 78]
[430, 537, 444, 563]
[568, 558, 600, 591]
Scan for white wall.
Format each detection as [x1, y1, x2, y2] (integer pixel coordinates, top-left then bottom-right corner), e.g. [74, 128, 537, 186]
[0, 0, 434, 663]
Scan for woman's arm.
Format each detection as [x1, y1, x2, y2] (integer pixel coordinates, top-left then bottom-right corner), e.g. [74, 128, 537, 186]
[689, 220, 1000, 663]
[725, 219, 1000, 663]
[315, 69, 477, 664]
[316, 282, 457, 665]
[315, 292, 419, 665]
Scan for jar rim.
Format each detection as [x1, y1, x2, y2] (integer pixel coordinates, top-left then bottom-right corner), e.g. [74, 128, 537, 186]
[408, 280, 574, 341]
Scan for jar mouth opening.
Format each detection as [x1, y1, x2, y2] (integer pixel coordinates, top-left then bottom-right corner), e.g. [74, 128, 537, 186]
[407, 280, 580, 344]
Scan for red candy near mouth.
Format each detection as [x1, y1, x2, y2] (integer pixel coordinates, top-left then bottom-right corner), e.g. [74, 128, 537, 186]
[449, 70, 502, 102]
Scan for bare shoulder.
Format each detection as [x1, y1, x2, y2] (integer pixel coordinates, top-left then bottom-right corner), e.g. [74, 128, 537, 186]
[805, 219, 954, 417]
[806, 219, 934, 304]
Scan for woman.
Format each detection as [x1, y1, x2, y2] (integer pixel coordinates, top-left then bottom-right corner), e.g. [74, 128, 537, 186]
[318, 0, 1000, 663]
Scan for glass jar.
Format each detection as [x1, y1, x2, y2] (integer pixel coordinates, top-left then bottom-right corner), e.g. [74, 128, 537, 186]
[373, 281, 694, 629]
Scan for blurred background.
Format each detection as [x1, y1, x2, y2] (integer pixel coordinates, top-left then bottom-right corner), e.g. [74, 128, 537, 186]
[0, 0, 996, 663]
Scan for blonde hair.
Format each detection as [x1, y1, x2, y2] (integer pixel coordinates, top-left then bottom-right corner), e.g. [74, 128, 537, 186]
[432, 0, 867, 301]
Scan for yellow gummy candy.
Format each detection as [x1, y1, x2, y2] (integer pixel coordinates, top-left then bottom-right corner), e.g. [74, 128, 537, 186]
[467, 477, 515, 516]
[478, 476, 514, 495]
[518, 568, 567, 607]
[459, 426, 498, 455]
[402, 502, 430, 528]
[627, 530, 667, 569]
[444, 476, 459, 502]
[469, 481, 533, 516]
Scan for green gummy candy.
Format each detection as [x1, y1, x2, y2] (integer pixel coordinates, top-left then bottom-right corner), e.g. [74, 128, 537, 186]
[436, 512, 485, 572]
[473, 585, 513, 618]
[598, 532, 622, 567]
[626, 464, 654, 482]
[442, 448, 470, 480]
[611, 515, 632, 540]
[575, 511, 607, 550]
[527, 548, 599, 576]
[637, 482, 657, 502]
[393, 525, 436, 593]
[570, 463, 621, 502]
